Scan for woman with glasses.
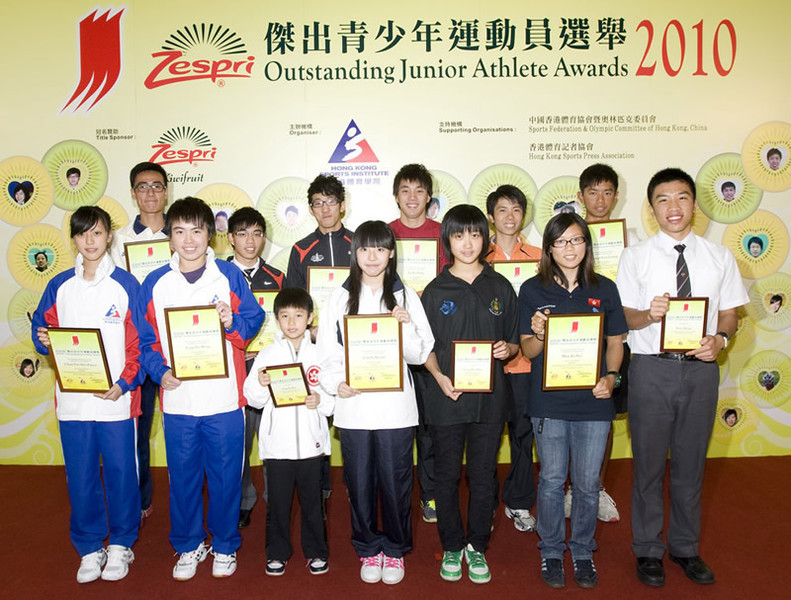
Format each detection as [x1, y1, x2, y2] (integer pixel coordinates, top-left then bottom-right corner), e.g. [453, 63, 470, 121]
[518, 212, 627, 590]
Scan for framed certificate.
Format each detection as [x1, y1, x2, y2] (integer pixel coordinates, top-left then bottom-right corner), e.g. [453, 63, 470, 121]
[47, 328, 112, 393]
[542, 314, 603, 391]
[266, 363, 310, 407]
[246, 290, 279, 352]
[452, 340, 494, 393]
[588, 219, 627, 282]
[395, 238, 439, 293]
[492, 260, 539, 295]
[344, 314, 403, 392]
[307, 266, 350, 313]
[124, 239, 171, 283]
[164, 305, 228, 380]
[660, 297, 709, 353]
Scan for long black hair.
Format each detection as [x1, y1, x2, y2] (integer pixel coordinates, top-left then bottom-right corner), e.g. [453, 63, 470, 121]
[347, 220, 398, 315]
[538, 212, 598, 289]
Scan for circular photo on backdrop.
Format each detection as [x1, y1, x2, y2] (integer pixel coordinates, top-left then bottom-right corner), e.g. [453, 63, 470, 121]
[0, 156, 54, 226]
[741, 121, 791, 192]
[695, 152, 762, 223]
[534, 176, 585, 234]
[195, 183, 254, 260]
[42, 139, 108, 210]
[722, 210, 789, 279]
[257, 177, 314, 248]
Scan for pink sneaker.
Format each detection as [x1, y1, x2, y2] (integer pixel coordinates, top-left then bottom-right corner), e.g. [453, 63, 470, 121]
[382, 555, 405, 585]
[360, 552, 384, 583]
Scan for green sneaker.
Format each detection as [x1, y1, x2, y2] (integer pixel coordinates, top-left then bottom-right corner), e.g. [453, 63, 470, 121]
[464, 544, 491, 584]
[440, 550, 463, 582]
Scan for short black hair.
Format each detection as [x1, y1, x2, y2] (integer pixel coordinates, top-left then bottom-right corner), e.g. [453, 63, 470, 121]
[66, 167, 81, 178]
[129, 161, 168, 188]
[767, 148, 782, 160]
[166, 197, 215, 238]
[392, 163, 433, 197]
[747, 236, 763, 249]
[307, 174, 345, 204]
[485, 184, 527, 216]
[770, 294, 783, 305]
[228, 206, 266, 234]
[70, 205, 112, 237]
[721, 181, 736, 193]
[647, 168, 696, 205]
[273, 287, 314, 315]
[440, 204, 490, 264]
[579, 163, 619, 193]
[34, 251, 47, 260]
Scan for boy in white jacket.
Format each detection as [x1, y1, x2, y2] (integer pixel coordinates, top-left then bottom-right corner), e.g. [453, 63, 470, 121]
[243, 287, 334, 576]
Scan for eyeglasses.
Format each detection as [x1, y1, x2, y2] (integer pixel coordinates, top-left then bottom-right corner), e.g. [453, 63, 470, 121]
[310, 197, 339, 208]
[551, 236, 586, 248]
[232, 230, 265, 239]
[134, 182, 166, 193]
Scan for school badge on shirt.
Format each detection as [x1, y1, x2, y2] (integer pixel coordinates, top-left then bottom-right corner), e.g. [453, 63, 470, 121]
[489, 297, 502, 316]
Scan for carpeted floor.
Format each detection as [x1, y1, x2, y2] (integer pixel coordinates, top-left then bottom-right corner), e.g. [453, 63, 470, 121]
[1, 456, 789, 599]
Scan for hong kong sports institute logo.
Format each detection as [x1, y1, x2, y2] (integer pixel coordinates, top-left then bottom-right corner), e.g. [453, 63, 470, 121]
[144, 23, 255, 89]
[149, 126, 217, 166]
[328, 120, 379, 163]
[62, 8, 125, 113]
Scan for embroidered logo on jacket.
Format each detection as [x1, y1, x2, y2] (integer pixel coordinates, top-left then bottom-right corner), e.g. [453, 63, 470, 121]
[489, 297, 502, 316]
[588, 297, 601, 313]
[310, 253, 325, 263]
[440, 300, 457, 315]
[306, 364, 321, 386]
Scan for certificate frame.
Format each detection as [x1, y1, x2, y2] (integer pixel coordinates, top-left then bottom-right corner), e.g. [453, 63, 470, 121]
[307, 266, 351, 318]
[124, 239, 171, 283]
[491, 260, 539, 296]
[266, 363, 310, 407]
[246, 290, 279, 353]
[542, 313, 603, 391]
[452, 340, 494, 393]
[660, 297, 709, 353]
[588, 219, 627, 282]
[395, 238, 439, 293]
[164, 305, 228, 381]
[47, 327, 112, 393]
[344, 314, 403, 392]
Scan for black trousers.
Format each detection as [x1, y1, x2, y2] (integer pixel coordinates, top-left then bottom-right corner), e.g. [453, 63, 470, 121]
[265, 456, 328, 561]
[502, 372, 537, 510]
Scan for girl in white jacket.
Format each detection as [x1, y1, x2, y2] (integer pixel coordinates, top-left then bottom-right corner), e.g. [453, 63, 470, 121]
[316, 221, 435, 585]
[243, 287, 334, 576]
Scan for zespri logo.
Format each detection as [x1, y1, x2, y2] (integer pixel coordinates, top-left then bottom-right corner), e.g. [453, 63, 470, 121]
[149, 127, 217, 166]
[144, 24, 255, 89]
[328, 120, 379, 163]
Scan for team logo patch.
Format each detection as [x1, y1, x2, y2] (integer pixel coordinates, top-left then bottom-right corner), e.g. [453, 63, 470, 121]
[310, 253, 325, 263]
[440, 300, 457, 315]
[306, 364, 321, 386]
[104, 304, 121, 319]
[489, 297, 502, 316]
[211, 294, 221, 305]
[588, 297, 601, 313]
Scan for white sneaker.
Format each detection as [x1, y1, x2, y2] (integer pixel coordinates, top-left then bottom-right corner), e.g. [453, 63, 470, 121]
[505, 506, 536, 532]
[77, 548, 106, 583]
[597, 488, 620, 522]
[360, 552, 384, 583]
[212, 551, 237, 578]
[101, 545, 134, 581]
[564, 488, 572, 519]
[173, 542, 210, 581]
[382, 555, 405, 585]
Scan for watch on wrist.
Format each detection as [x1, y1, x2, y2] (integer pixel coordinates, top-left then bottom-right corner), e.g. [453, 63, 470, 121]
[606, 371, 622, 388]
[717, 331, 730, 349]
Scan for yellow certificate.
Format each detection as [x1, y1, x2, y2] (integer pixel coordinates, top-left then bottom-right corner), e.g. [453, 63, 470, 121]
[308, 266, 350, 312]
[124, 239, 171, 283]
[661, 297, 709, 352]
[48, 328, 112, 393]
[165, 305, 228, 380]
[395, 239, 439, 293]
[266, 363, 310, 407]
[246, 291, 279, 352]
[452, 341, 494, 392]
[344, 315, 403, 392]
[543, 314, 603, 391]
[492, 260, 539, 296]
[588, 220, 627, 282]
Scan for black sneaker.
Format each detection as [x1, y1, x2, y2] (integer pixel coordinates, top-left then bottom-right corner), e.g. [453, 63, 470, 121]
[266, 559, 287, 576]
[573, 559, 598, 588]
[541, 558, 565, 588]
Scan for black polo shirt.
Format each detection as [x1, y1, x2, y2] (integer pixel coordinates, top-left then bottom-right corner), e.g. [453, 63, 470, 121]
[421, 264, 519, 425]
[518, 274, 627, 422]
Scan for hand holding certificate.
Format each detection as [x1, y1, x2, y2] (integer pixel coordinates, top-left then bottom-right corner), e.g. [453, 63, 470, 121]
[660, 297, 709, 352]
[47, 328, 112, 393]
[165, 305, 228, 380]
[452, 341, 494, 392]
[542, 314, 603, 391]
[344, 315, 403, 392]
[265, 363, 310, 407]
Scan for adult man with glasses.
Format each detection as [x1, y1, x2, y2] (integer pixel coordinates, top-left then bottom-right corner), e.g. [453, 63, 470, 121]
[109, 161, 170, 524]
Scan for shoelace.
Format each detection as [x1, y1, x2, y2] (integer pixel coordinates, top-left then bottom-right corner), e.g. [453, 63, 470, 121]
[383, 556, 404, 569]
[467, 550, 486, 568]
[361, 555, 381, 567]
[178, 546, 204, 563]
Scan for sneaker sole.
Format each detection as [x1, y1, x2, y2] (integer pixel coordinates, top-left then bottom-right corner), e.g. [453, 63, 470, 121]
[382, 573, 404, 585]
[542, 576, 566, 589]
[361, 574, 382, 584]
[469, 573, 491, 584]
[422, 514, 437, 523]
[440, 569, 462, 582]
